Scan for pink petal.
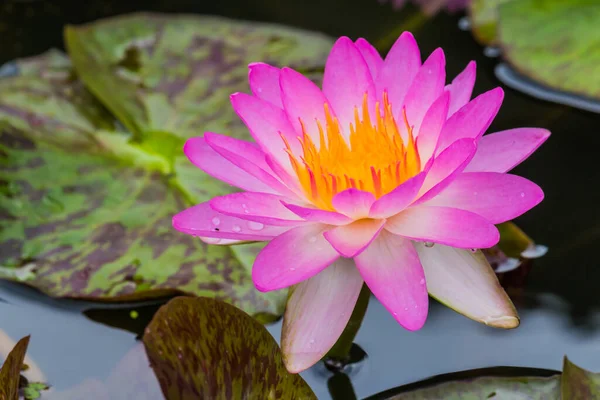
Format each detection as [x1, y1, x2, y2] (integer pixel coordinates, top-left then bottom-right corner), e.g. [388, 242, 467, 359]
[354, 231, 428, 331]
[445, 61, 476, 117]
[416, 138, 477, 203]
[369, 170, 428, 218]
[280, 67, 334, 142]
[377, 32, 421, 112]
[248, 62, 283, 108]
[436, 87, 504, 154]
[423, 172, 544, 224]
[204, 132, 295, 198]
[355, 38, 383, 80]
[324, 219, 386, 257]
[264, 154, 304, 198]
[281, 258, 364, 373]
[183, 136, 275, 193]
[323, 37, 376, 138]
[172, 202, 289, 241]
[332, 189, 376, 219]
[402, 48, 446, 135]
[210, 192, 304, 226]
[414, 243, 519, 328]
[230, 93, 300, 172]
[465, 128, 551, 173]
[252, 224, 339, 291]
[416, 92, 450, 164]
[385, 205, 500, 248]
[282, 202, 353, 225]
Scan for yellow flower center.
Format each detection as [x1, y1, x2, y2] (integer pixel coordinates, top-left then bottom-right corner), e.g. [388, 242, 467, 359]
[283, 93, 421, 210]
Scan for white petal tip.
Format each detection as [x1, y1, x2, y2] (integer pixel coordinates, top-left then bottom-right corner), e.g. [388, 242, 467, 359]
[283, 353, 321, 374]
[481, 315, 520, 329]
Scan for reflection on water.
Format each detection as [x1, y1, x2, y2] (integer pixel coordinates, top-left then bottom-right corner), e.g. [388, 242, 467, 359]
[3, 285, 600, 399]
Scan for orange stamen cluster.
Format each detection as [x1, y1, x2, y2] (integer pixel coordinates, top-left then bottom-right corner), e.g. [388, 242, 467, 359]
[283, 93, 421, 210]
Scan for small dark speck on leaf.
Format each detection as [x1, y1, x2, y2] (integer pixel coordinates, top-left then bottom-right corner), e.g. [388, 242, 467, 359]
[487, 392, 497, 398]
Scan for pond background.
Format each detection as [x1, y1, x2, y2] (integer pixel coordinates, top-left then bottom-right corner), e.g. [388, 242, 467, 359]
[1, 0, 600, 398]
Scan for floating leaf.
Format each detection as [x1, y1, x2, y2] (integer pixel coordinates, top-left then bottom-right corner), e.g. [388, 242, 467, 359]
[0, 121, 285, 319]
[0, 336, 29, 400]
[497, 0, 600, 102]
[561, 356, 600, 399]
[20, 382, 50, 400]
[143, 296, 316, 399]
[0, 51, 286, 320]
[469, 0, 600, 101]
[370, 358, 600, 399]
[468, 0, 512, 45]
[64, 13, 332, 142]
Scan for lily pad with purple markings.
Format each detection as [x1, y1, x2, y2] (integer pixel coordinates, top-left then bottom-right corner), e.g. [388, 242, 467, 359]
[143, 297, 316, 399]
[0, 49, 296, 320]
[64, 13, 332, 142]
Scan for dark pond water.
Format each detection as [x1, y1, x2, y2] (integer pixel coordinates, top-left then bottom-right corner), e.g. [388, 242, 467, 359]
[2, 0, 600, 398]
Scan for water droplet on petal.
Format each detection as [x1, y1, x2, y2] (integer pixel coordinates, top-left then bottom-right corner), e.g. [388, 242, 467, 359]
[309, 339, 315, 345]
[211, 217, 220, 226]
[232, 225, 242, 232]
[248, 221, 264, 231]
[424, 242, 434, 248]
[242, 203, 247, 208]
[308, 236, 317, 243]
[420, 278, 425, 285]
[404, 307, 408, 311]
[289, 267, 296, 271]
[520, 192, 526, 198]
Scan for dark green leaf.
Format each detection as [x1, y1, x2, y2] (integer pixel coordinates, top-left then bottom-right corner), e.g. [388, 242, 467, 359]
[497, 0, 600, 101]
[561, 356, 600, 399]
[378, 376, 560, 399]
[0, 335, 29, 400]
[143, 296, 316, 399]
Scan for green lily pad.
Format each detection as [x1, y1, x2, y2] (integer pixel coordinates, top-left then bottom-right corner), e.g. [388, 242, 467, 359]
[21, 382, 50, 400]
[370, 357, 600, 399]
[64, 12, 332, 142]
[143, 296, 316, 399]
[469, 0, 600, 101]
[497, 0, 600, 102]
[468, 0, 512, 45]
[0, 49, 287, 320]
[0, 335, 29, 400]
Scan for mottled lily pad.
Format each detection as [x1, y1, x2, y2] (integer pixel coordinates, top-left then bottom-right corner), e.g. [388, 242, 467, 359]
[0, 335, 29, 400]
[371, 357, 600, 399]
[143, 296, 316, 399]
[0, 49, 289, 320]
[64, 12, 332, 142]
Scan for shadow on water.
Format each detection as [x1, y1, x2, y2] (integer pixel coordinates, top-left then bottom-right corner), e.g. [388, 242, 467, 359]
[1, 0, 600, 398]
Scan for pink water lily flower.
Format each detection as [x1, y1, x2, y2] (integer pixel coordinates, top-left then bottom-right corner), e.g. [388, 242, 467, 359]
[173, 33, 549, 373]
